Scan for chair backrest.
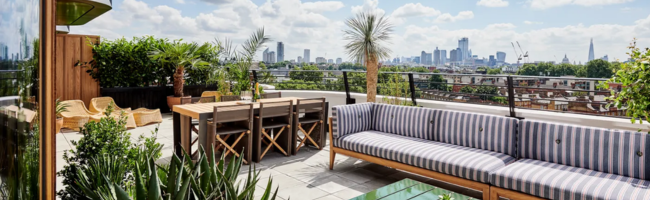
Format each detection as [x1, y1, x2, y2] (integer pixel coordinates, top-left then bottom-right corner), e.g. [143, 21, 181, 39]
[372, 103, 436, 141]
[519, 120, 650, 180]
[221, 95, 241, 102]
[61, 100, 94, 115]
[89, 97, 123, 113]
[180, 97, 193, 105]
[296, 98, 325, 115]
[432, 109, 518, 158]
[259, 100, 292, 119]
[262, 92, 281, 99]
[198, 96, 216, 103]
[212, 104, 253, 125]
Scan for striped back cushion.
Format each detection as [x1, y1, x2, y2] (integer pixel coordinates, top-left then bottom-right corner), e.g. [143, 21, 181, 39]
[433, 110, 518, 157]
[519, 120, 650, 180]
[372, 104, 435, 140]
[331, 103, 373, 138]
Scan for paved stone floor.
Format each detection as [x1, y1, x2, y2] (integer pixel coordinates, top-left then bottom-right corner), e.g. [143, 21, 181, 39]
[56, 114, 482, 200]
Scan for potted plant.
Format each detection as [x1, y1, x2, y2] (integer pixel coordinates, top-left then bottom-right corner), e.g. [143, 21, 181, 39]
[150, 41, 213, 110]
[55, 98, 68, 134]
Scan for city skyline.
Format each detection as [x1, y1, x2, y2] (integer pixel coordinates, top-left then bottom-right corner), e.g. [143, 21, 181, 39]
[67, 0, 650, 64]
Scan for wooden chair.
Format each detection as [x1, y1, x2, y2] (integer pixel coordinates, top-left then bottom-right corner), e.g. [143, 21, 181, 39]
[261, 92, 281, 99]
[181, 97, 194, 105]
[292, 98, 326, 154]
[221, 95, 241, 102]
[197, 96, 216, 103]
[253, 100, 292, 162]
[207, 104, 253, 164]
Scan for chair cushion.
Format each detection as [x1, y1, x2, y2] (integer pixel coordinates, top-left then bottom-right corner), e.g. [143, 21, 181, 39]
[432, 110, 519, 158]
[519, 120, 650, 180]
[372, 104, 436, 140]
[332, 103, 373, 138]
[333, 130, 516, 183]
[491, 159, 650, 200]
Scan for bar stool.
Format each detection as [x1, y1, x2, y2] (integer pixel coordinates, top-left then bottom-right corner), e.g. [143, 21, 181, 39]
[292, 98, 326, 155]
[253, 100, 293, 162]
[207, 104, 253, 164]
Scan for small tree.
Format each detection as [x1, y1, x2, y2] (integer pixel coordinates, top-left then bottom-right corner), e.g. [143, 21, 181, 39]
[460, 86, 476, 94]
[149, 41, 212, 97]
[603, 39, 650, 127]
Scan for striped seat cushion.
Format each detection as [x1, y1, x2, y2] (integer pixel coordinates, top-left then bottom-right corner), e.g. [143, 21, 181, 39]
[372, 104, 436, 140]
[491, 159, 650, 200]
[433, 110, 518, 157]
[331, 103, 373, 138]
[519, 120, 650, 180]
[334, 130, 516, 183]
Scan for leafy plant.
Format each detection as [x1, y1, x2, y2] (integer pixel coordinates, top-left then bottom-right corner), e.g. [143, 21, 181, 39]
[56, 97, 69, 118]
[57, 104, 162, 200]
[459, 86, 476, 94]
[439, 193, 454, 200]
[344, 12, 394, 102]
[75, 147, 279, 200]
[603, 39, 650, 127]
[289, 65, 323, 82]
[150, 40, 214, 97]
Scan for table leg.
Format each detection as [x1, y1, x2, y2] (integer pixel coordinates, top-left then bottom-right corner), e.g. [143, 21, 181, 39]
[198, 115, 209, 159]
[173, 112, 181, 157]
[180, 115, 191, 157]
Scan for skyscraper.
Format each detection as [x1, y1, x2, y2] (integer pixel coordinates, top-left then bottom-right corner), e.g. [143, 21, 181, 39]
[426, 53, 432, 66]
[336, 58, 342, 64]
[303, 49, 310, 63]
[496, 51, 506, 63]
[440, 50, 447, 65]
[269, 51, 276, 63]
[458, 37, 469, 63]
[588, 38, 595, 62]
[277, 42, 284, 62]
[433, 47, 440, 66]
[420, 51, 427, 65]
[263, 48, 270, 63]
[297, 56, 303, 63]
[328, 59, 334, 64]
[450, 49, 458, 63]
[414, 56, 421, 64]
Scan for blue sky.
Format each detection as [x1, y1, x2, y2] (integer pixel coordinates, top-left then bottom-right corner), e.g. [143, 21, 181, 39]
[71, 0, 650, 64]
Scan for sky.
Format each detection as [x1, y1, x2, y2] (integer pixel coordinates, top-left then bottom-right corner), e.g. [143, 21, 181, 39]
[68, 0, 650, 64]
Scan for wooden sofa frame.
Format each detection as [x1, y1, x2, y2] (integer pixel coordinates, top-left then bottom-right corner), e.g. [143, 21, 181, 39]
[328, 117, 549, 200]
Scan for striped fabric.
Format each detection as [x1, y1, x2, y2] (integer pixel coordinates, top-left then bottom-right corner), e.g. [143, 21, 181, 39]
[372, 104, 436, 140]
[519, 120, 650, 180]
[331, 103, 373, 138]
[334, 130, 516, 183]
[491, 159, 650, 200]
[433, 110, 519, 157]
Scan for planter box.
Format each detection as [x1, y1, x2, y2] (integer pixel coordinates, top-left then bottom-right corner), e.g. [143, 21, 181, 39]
[100, 85, 218, 113]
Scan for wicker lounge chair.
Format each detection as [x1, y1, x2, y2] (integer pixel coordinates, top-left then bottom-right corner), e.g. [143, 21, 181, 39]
[89, 97, 162, 127]
[60, 100, 104, 131]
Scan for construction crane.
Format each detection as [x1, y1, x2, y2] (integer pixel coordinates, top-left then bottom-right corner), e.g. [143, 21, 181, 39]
[511, 42, 522, 66]
[516, 41, 529, 63]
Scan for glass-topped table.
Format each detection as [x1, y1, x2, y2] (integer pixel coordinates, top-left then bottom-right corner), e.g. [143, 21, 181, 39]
[350, 178, 475, 200]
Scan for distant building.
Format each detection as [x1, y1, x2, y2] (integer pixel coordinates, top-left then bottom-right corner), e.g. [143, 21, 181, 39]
[303, 49, 310, 63]
[426, 53, 433, 66]
[602, 55, 609, 62]
[336, 58, 342, 64]
[297, 56, 303, 63]
[450, 49, 458, 63]
[268, 51, 276, 63]
[496, 51, 506, 63]
[327, 59, 334, 64]
[488, 55, 496, 67]
[420, 51, 427, 65]
[440, 50, 447, 65]
[315, 57, 326, 63]
[588, 38, 595, 62]
[458, 37, 469, 62]
[277, 42, 284, 62]
[414, 56, 421, 64]
[263, 48, 270, 63]
[562, 54, 570, 64]
[434, 47, 440, 66]
[0, 42, 7, 60]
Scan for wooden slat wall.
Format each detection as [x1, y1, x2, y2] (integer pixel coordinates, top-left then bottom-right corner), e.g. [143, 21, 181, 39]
[54, 34, 100, 106]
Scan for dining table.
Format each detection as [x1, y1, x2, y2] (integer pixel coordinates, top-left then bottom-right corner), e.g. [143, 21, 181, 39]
[172, 97, 329, 158]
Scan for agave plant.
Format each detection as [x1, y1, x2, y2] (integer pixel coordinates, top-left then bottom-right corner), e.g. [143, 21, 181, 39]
[75, 146, 279, 200]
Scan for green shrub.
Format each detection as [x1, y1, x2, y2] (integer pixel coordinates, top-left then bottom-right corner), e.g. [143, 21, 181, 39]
[57, 105, 162, 200]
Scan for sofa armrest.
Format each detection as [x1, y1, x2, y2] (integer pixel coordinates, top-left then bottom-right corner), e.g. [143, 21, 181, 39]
[331, 103, 373, 139]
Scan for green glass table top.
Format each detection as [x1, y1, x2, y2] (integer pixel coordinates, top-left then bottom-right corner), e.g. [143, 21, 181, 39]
[350, 178, 474, 200]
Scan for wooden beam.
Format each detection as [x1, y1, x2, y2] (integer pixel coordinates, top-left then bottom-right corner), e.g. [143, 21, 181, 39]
[40, 0, 57, 199]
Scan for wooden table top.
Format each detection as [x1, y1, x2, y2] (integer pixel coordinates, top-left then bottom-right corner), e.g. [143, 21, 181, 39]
[173, 97, 305, 119]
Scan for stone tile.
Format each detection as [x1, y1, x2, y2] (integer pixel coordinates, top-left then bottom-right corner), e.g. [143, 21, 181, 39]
[331, 184, 373, 200]
[314, 195, 344, 200]
[388, 171, 434, 183]
[305, 174, 360, 193]
[338, 168, 383, 184]
[276, 182, 329, 200]
[255, 172, 304, 189]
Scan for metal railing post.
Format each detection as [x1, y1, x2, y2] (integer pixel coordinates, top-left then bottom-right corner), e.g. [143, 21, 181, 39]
[506, 76, 523, 119]
[408, 73, 417, 105]
[343, 71, 355, 104]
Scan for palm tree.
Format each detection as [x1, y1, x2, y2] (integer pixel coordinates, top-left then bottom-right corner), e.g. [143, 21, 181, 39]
[150, 41, 213, 97]
[343, 12, 393, 102]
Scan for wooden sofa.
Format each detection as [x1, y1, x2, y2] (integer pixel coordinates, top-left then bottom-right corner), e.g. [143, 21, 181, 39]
[329, 103, 518, 200]
[328, 103, 650, 200]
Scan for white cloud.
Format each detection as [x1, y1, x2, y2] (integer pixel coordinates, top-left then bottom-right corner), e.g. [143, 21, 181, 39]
[351, 0, 385, 16]
[302, 1, 345, 13]
[487, 23, 516, 29]
[435, 11, 474, 23]
[524, 20, 543, 25]
[200, 0, 236, 5]
[476, 0, 509, 7]
[391, 3, 441, 18]
[175, 0, 185, 4]
[529, 0, 634, 9]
